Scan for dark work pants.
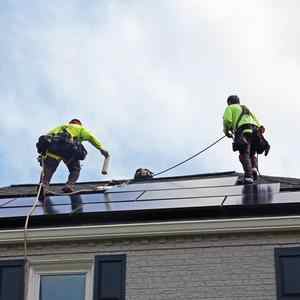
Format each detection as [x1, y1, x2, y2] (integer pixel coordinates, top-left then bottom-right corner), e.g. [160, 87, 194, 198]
[238, 132, 258, 179]
[40, 156, 81, 187]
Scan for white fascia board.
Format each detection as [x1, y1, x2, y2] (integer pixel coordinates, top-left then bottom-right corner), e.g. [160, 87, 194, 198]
[1, 216, 300, 244]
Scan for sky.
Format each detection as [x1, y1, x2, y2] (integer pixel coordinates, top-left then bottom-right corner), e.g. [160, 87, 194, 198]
[1, 0, 300, 186]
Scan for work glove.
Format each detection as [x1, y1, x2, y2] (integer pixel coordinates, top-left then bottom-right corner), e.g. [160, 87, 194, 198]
[264, 143, 270, 157]
[101, 150, 110, 175]
[37, 155, 43, 167]
[259, 126, 266, 134]
[100, 149, 109, 158]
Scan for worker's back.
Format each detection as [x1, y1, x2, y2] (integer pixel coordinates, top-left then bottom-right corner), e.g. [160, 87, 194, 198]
[48, 123, 104, 150]
[49, 123, 84, 141]
[223, 104, 260, 132]
[37, 118, 109, 195]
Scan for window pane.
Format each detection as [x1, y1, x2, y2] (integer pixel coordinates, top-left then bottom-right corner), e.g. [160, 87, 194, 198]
[281, 256, 300, 294]
[100, 262, 122, 299]
[40, 274, 85, 300]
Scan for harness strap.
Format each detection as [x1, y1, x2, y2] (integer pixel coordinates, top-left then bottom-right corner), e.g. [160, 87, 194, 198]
[235, 105, 246, 131]
[235, 124, 257, 136]
[235, 105, 255, 134]
[45, 152, 62, 161]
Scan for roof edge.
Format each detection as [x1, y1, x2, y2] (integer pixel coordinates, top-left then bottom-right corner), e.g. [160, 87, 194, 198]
[1, 215, 300, 244]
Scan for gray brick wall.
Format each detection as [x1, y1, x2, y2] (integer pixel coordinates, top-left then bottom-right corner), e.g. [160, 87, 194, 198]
[2, 230, 300, 299]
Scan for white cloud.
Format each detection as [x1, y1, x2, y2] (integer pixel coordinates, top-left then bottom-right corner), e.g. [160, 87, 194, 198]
[0, 0, 299, 186]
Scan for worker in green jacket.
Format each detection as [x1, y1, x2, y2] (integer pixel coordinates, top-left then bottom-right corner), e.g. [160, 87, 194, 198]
[223, 95, 267, 184]
[39, 119, 109, 193]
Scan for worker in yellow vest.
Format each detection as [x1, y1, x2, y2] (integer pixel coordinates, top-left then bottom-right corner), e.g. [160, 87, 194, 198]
[223, 95, 269, 184]
[37, 119, 109, 193]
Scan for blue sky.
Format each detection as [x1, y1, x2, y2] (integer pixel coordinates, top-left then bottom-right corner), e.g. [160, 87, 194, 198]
[1, 0, 300, 186]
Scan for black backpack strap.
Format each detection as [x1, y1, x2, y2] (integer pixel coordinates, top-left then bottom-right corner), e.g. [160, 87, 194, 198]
[235, 105, 246, 131]
[235, 105, 255, 130]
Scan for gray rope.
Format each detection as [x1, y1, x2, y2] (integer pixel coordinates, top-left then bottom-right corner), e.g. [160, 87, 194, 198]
[153, 136, 226, 177]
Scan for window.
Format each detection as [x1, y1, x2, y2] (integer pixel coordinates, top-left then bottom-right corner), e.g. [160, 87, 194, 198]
[27, 260, 93, 300]
[40, 273, 86, 300]
[0, 259, 24, 300]
[27, 255, 126, 300]
[93, 255, 126, 300]
[275, 247, 300, 300]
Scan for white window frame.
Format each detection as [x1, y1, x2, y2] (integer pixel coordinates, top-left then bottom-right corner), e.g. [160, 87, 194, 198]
[26, 259, 94, 300]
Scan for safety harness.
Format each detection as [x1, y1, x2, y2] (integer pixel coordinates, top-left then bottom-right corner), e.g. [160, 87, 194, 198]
[232, 105, 270, 156]
[36, 127, 87, 161]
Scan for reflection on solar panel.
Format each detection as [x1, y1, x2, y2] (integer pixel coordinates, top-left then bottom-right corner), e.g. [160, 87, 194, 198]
[106, 176, 239, 193]
[0, 206, 45, 218]
[224, 190, 300, 206]
[80, 197, 225, 213]
[0, 192, 144, 208]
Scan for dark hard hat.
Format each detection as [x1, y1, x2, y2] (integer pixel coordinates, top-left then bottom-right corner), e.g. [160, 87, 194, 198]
[69, 119, 82, 125]
[227, 95, 240, 105]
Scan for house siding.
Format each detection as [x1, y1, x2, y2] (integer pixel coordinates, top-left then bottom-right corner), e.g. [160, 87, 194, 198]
[2, 230, 300, 300]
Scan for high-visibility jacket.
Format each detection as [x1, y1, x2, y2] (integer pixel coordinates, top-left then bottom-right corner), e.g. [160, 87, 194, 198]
[48, 123, 105, 151]
[223, 104, 261, 135]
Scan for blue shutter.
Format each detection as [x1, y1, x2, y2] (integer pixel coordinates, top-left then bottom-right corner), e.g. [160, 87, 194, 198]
[0, 260, 24, 300]
[275, 247, 300, 300]
[94, 255, 126, 300]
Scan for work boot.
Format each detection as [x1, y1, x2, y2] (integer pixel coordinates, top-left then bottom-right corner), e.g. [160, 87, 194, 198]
[252, 168, 258, 181]
[62, 184, 75, 193]
[236, 177, 244, 185]
[244, 177, 254, 185]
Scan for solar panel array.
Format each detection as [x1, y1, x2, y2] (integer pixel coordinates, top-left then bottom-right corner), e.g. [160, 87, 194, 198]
[0, 175, 293, 219]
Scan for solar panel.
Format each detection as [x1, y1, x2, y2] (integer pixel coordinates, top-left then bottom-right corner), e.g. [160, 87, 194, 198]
[78, 196, 224, 213]
[223, 184, 288, 206]
[271, 191, 300, 203]
[0, 182, 282, 218]
[0, 197, 35, 207]
[80, 191, 143, 203]
[106, 176, 239, 193]
[0, 202, 78, 217]
[1, 192, 143, 208]
[3, 177, 300, 221]
[41, 201, 74, 215]
[138, 183, 280, 201]
[0, 192, 145, 217]
[0, 206, 44, 218]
